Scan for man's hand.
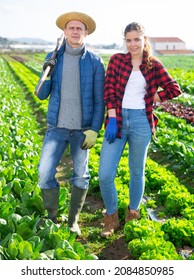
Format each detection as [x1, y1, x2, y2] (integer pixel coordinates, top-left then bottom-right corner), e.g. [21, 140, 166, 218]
[81, 130, 98, 149]
[105, 117, 118, 144]
[43, 58, 57, 76]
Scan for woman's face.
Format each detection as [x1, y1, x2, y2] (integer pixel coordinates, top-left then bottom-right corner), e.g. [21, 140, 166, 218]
[125, 30, 145, 57]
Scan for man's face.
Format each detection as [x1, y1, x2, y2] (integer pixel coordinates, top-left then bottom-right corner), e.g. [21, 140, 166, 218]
[64, 20, 88, 48]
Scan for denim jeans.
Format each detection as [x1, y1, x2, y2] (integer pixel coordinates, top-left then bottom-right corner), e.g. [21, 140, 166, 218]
[38, 125, 90, 190]
[98, 109, 152, 215]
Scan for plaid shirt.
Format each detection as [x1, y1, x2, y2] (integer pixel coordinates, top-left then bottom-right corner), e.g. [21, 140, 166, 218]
[104, 51, 182, 137]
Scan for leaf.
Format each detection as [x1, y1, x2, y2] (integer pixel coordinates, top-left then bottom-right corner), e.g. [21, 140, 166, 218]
[18, 241, 33, 260]
[16, 223, 34, 240]
[42, 250, 55, 260]
[7, 240, 19, 259]
[8, 213, 22, 223]
[54, 247, 80, 260]
[0, 177, 6, 188]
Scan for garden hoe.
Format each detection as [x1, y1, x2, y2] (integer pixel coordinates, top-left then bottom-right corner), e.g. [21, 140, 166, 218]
[34, 33, 65, 95]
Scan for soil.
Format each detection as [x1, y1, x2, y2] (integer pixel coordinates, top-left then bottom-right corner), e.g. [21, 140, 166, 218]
[82, 194, 131, 260]
[56, 155, 131, 260]
[99, 236, 130, 260]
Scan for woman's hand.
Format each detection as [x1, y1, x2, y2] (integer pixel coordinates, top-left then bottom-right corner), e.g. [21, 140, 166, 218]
[105, 117, 118, 144]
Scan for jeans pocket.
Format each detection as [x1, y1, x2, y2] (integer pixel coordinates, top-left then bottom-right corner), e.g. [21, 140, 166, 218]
[47, 124, 57, 130]
[140, 109, 146, 116]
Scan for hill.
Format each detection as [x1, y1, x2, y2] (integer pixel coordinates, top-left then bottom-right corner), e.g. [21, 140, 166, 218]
[0, 36, 54, 45]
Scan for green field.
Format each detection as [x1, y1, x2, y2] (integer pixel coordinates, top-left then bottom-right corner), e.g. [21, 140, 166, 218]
[0, 52, 193, 260]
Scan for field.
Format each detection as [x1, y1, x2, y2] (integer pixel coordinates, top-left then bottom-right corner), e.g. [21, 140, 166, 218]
[0, 51, 193, 260]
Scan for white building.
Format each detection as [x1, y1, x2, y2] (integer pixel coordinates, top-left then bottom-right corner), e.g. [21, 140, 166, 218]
[149, 37, 193, 55]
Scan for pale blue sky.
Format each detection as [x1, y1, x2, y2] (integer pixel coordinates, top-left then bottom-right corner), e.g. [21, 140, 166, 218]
[0, 0, 193, 49]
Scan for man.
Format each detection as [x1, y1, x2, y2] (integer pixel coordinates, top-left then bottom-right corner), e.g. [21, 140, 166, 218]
[37, 11, 105, 236]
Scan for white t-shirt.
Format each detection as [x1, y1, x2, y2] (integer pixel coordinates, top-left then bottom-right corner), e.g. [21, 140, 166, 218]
[122, 71, 146, 109]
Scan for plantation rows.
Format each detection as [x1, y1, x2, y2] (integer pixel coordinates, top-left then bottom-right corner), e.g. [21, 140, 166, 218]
[10, 52, 194, 125]
[0, 53, 193, 260]
[157, 102, 194, 124]
[0, 57, 96, 260]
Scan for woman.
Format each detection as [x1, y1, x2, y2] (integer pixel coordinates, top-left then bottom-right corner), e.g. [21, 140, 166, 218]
[98, 22, 182, 238]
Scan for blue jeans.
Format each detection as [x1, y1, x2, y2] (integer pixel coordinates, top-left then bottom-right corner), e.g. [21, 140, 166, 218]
[38, 125, 90, 190]
[98, 109, 152, 215]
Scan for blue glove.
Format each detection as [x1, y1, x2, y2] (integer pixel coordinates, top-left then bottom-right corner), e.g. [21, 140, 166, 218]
[105, 117, 118, 144]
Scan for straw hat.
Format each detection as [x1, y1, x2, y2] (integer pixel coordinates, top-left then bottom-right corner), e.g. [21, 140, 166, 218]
[56, 11, 96, 35]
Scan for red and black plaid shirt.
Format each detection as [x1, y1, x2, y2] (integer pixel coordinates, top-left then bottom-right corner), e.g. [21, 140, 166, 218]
[104, 51, 182, 137]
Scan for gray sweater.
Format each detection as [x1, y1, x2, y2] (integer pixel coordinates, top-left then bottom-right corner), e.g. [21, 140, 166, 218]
[57, 42, 84, 129]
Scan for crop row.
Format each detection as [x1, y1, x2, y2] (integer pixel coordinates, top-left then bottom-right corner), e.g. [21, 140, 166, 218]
[151, 110, 194, 184]
[6, 52, 194, 94]
[156, 101, 194, 124]
[0, 57, 96, 260]
[2, 54, 48, 114]
[89, 134, 194, 259]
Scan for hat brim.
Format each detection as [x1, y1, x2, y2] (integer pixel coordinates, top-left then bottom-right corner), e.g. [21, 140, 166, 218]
[56, 11, 96, 35]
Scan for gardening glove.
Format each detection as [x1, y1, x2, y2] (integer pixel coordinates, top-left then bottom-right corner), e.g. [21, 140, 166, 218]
[105, 117, 118, 144]
[43, 58, 57, 77]
[81, 130, 98, 149]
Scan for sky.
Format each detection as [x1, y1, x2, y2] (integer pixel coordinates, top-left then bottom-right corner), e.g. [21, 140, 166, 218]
[0, 0, 193, 49]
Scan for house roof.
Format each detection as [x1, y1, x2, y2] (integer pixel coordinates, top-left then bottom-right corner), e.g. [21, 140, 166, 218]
[149, 37, 184, 43]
